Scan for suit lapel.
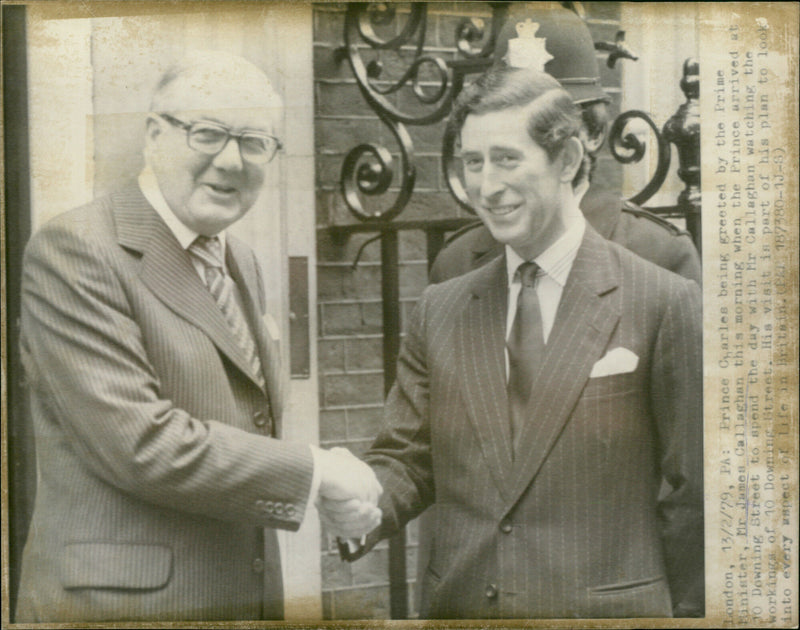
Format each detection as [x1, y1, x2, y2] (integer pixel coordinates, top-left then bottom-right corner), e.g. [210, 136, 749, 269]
[226, 239, 283, 420]
[112, 186, 265, 389]
[456, 256, 514, 500]
[505, 227, 622, 510]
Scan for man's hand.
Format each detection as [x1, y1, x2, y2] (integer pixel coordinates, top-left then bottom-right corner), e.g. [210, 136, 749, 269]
[318, 496, 381, 539]
[315, 447, 382, 538]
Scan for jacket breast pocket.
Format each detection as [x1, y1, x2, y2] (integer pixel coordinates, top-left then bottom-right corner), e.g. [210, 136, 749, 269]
[587, 575, 672, 618]
[573, 377, 651, 454]
[582, 369, 641, 400]
[60, 542, 172, 590]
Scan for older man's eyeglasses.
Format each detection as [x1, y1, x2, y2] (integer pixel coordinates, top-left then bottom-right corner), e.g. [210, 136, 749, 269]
[158, 113, 282, 164]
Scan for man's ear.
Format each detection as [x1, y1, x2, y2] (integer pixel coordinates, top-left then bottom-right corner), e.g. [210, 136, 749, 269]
[559, 136, 584, 183]
[144, 114, 164, 147]
[582, 123, 606, 154]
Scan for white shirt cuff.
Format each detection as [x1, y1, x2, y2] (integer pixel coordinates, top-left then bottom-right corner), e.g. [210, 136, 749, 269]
[308, 444, 323, 504]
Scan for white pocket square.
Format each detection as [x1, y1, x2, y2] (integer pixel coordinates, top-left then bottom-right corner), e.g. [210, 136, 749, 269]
[590, 347, 639, 378]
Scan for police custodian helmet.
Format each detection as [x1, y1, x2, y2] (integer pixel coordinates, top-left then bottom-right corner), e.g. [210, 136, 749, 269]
[493, 2, 609, 105]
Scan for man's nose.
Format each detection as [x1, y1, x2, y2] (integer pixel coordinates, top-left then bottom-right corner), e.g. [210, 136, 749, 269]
[479, 164, 505, 201]
[212, 137, 244, 170]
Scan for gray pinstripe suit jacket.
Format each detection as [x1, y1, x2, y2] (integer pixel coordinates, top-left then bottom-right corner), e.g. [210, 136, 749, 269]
[15, 185, 314, 622]
[364, 226, 704, 619]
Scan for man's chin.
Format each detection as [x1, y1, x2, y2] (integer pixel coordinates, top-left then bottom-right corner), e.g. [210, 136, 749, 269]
[190, 203, 248, 236]
[483, 222, 522, 248]
[485, 227, 543, 260]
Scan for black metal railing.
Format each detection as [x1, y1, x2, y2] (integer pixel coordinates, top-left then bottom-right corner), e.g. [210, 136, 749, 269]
[334, 2, 701, 235]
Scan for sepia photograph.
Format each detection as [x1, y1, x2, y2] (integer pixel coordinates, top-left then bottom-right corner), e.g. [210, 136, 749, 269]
[1, 1, 797, 627]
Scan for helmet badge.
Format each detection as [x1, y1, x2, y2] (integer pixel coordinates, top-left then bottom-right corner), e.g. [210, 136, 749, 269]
[505, 19, 553, 71]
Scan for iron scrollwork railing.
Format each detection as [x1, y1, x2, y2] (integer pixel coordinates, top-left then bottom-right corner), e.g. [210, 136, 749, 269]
[609, 109, 673, 207]
[338, 2, 507, 222]
[337, 1, 701, 242]
[329, 2, 702, 620]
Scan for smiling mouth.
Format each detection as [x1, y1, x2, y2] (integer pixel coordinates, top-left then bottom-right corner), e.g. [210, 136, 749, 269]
[484, 204, 520, 216]
[204, 183, 238, 195]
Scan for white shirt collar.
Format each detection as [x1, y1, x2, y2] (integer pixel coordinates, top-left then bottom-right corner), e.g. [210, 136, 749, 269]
[137, 165, 226, 255]
[505, 204, 585, 288]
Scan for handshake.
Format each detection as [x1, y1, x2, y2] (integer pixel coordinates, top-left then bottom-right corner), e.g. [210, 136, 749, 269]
[315, 447, 383, 539]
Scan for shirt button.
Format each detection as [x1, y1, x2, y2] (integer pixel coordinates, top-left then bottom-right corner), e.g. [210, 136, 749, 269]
[253, 410, 268, 427]
[499, 518, 512, 534]
[252, 558, 265, 573]
[485, 583, 498, 599]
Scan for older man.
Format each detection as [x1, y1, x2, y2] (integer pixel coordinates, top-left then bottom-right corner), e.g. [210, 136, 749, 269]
[341, 67, 704, 619]
[16, 51, 380, 622]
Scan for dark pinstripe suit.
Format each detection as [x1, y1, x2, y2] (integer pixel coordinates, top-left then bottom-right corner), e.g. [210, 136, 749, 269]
[364, 226, 704, 618]
[16, 185, 314, 622]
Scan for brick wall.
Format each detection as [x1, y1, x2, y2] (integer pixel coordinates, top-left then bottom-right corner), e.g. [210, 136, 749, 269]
[313, 2, 622, 619]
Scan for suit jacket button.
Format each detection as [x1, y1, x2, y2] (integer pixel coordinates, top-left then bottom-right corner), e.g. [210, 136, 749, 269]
[253, 410, 268, 427]
[274, 502, 285, 517]
[485, 584, 498, 599]
[499, 518, 512, 534]
[252, 558, 265, 573]
[285, 504, 296, 517]
[265, 501, 275, 514]
[255, 500, 267, 514]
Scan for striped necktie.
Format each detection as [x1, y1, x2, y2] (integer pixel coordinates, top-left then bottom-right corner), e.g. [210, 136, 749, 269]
[189, 235, 265, 389]
[506, 261, 545, 455]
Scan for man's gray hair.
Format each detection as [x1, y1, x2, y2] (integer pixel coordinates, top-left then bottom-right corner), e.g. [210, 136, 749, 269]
[150, 50, 281, 112]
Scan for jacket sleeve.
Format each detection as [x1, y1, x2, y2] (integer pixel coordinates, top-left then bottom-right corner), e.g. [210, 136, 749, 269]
[665, 233, 702, 286]
[348, 288, 436, 558]
[20, 219, 314, 530]
[650, 277, 705, 616]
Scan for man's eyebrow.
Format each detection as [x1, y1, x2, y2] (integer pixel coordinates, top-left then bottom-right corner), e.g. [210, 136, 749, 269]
[196, 115, 242, 128]
[488, 145, 522, 153]
[189, 115, 272, 134]
[459, 144, 523, 153]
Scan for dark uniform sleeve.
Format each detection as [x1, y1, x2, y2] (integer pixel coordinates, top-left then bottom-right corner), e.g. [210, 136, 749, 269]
[610, 202, 702, 285]
[429, 221, 501, 284]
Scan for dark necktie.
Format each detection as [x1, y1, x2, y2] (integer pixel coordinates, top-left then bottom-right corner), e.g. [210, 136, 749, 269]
[506, 261, 545, 454]
[189, 236, 265, 389]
